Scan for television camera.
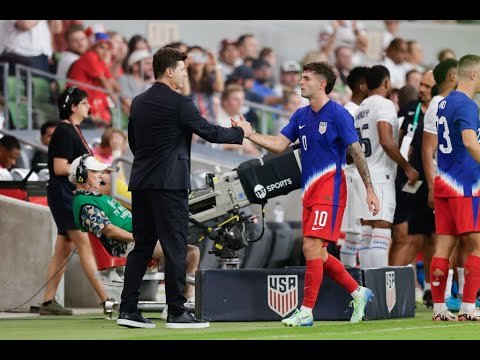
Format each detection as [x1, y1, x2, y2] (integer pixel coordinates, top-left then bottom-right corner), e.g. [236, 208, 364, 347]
[187, 145, 302, 268]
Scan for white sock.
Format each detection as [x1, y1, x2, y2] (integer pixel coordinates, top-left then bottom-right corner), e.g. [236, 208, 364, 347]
[350, 286, 362, 299]
[424, 282, 431, 291]
[340, 232, 361, 267]
[369, 228, 391, 268]
[434, 303, 447, 313]
[300, 305, 313, 315]
[445, 269, 454, 300]
[460, 302, 475, 314]
[358, 225, 372, 268]
[457, 267, 464, 297]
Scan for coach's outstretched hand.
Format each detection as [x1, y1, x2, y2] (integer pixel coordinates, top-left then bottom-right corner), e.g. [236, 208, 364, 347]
[231, 113, 254, 138]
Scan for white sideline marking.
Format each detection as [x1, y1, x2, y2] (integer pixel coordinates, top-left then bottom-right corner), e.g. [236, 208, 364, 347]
[231, 322, 477, 340]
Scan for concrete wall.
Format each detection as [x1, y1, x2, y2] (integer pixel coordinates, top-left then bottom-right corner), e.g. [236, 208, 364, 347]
[0, 195, 58, 310]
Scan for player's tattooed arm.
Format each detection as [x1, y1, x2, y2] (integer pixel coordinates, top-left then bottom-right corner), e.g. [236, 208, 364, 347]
[348, 141, 373, 189]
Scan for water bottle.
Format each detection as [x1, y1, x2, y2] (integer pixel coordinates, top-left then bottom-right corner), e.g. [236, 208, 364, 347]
[273, 202, 284, 223]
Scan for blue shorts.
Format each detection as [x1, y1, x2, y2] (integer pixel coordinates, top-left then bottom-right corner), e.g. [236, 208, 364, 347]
[47, 177, 78, 235]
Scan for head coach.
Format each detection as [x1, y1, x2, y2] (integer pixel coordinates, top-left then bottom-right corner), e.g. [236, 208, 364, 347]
[117, 47, 253, 329]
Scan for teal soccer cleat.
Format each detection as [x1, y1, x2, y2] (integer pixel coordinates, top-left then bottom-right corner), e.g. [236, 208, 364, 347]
[349, 286, 374, 323]
[281, 309, 314, 327]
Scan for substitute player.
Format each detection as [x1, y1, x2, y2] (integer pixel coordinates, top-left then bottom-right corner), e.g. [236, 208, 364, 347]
[232, 62, 379, 326]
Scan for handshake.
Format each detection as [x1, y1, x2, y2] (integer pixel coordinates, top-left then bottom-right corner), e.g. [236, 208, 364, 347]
[231, 114, 255, 138]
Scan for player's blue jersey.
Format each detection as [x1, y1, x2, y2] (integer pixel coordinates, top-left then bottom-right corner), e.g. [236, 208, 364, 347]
[281, 100, 358, 207]
[435, 91, 480, 197]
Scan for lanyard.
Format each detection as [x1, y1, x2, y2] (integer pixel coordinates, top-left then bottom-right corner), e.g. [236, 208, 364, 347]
[67, 120, 93, 156]
[411, 102, 422, 133]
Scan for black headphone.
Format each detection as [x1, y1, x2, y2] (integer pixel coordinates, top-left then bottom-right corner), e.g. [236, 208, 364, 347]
[62, 86, 77, 109]
[76, 154, 90, 183]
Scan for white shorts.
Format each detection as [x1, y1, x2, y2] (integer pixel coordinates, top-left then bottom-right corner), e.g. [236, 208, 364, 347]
[341, 173, 362, 234]
[352, 178, 396, 223]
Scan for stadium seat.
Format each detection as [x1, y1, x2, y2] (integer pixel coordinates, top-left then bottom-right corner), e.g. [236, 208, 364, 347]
[88, 232, 127, 270]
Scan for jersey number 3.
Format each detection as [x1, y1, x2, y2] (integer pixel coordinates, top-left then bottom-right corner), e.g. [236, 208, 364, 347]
[438, 116, 453, 154]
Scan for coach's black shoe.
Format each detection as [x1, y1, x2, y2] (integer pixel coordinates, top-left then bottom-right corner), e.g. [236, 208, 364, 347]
[117, 311, 155, 328]
[423, 289, 433, 308]
[166, 311, 210, 329]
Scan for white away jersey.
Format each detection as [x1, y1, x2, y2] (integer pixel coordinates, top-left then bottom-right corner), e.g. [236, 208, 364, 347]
[423, 95, 444, 135]
[354, 95, 399, 182]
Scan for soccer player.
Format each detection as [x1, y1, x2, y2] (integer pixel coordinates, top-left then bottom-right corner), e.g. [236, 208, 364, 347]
[352, 65, 419, 268]
[232, 62, 379, 326]
[340, 66, 369, 267]
[421, 58, 460, 310]
[430, 54, 480, 321]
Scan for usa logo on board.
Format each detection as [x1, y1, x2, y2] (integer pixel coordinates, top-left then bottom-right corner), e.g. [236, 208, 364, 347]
[267, 275, 298, 317]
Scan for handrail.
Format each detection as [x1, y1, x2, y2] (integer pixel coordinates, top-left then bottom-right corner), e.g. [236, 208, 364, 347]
[0, 128, 48, 153]
[244, 99, 291, 136]
[0, 62, 9, 129]
[13, 64, 123, 129]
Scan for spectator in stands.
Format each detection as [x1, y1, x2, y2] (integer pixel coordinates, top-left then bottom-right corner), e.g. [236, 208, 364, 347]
[121, 34, 151, 73]
[218, 39, 240, 79]
[56, 24, 89, 79]
[92, 128, 127, 165]
[68, 155, 200, 302]
[215, 84, 261, 155]
[236, 34, 259, 63]
[301, 29, 332, 66]
[0, 135, 21, 180]
[118, 49, 154, 115]
[331, 46, 353, 105]
[437, 48, 456, 62]
[259, 47, 277, 68]
[275, 89, 303, 135]
[108, 31, 128, 80]
[39, 86, 114, 316]
[405, 69, 421, 92]
[251, 58, 283, 107]
[226, 65, 260, 130]
[322, 20, 368, 63]
[273, 60, 309, 107]
[31, 120, 58, 173]
[52, 20, 84, 53]
[187, 46, 224, 122]
[382, 20, 400, 52]
[0, 20, 61, 75]
[384, 38, 408, 89]
[68, 32, 121, 127]
[405, 40, 425, 73]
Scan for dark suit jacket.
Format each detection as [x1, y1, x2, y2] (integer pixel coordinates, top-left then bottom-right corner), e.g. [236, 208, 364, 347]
[128, 82, 244, 191]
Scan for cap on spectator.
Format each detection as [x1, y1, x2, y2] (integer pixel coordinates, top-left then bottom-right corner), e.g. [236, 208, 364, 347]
[68, 155, 116, 184]
[94, 32, 111, 46]
[231, 65, 255, 80]
[252, 58, 270, 70]
[127, 49, 152, 67]
[220, 38, 237, 51]
[281, 60, 301, 73]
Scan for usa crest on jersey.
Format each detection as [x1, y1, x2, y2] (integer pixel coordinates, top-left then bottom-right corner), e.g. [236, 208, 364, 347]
[319, 121, 327, 134]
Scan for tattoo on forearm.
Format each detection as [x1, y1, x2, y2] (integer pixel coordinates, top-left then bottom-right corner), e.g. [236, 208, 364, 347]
[349, 142, 372, 189]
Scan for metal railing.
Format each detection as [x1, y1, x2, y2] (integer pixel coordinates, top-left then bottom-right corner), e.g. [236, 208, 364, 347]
[244, 99, 291, 136]
[4, 64, 123, 130]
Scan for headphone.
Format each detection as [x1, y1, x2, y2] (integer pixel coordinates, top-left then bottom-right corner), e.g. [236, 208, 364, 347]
[62, 86, 77, 109]
[76, 154, 90, 183]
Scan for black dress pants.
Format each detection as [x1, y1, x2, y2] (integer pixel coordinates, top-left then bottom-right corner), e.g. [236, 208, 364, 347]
[120, 189, 188, 316]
